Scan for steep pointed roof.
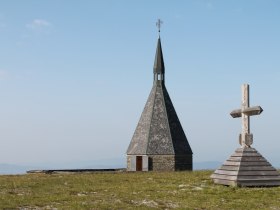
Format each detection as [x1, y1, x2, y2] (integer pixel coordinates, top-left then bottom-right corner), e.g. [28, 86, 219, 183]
[153, 38, 165, 74]
[127, 37, 192, 156]
[127, 81, 192, 155]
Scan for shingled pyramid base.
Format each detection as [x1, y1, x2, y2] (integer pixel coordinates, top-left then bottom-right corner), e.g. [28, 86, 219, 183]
[211, 147, 280, 187]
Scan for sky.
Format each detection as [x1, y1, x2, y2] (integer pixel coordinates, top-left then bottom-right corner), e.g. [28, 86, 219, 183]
[0, 0, 280, 168]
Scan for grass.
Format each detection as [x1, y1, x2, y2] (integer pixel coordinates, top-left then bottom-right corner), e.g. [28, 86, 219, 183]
[0, 170, 280, 209]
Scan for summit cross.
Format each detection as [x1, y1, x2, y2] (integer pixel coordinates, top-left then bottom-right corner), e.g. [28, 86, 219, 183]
[230, 84, 263, 147]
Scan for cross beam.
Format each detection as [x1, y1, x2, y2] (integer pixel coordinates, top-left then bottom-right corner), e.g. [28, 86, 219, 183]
[230, 84, 263, 147]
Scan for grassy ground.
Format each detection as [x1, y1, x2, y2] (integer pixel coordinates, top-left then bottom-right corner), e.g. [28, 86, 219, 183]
[0, 170, 280, 209]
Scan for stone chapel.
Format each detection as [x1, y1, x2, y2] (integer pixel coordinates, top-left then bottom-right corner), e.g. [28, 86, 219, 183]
[126, 33, 193, 171]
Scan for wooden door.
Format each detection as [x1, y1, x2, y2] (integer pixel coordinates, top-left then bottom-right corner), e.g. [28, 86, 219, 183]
[136, 156, 142, 171]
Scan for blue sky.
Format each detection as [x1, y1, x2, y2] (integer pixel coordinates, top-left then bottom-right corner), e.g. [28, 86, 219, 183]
[0, 0, 280, 168]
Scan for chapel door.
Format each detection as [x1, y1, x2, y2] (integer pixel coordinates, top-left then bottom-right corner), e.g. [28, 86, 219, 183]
[136, 156, 142, 171]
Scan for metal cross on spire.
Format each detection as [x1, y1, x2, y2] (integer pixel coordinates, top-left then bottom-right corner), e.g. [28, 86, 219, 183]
[156, 19, 163, 36]
[230, 84, 263, 147]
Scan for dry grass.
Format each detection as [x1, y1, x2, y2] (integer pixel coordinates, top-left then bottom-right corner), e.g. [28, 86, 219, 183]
[1, 170, 280, 209]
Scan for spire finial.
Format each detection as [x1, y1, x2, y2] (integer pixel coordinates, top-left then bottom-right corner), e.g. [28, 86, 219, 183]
[156, 19, 163, 36]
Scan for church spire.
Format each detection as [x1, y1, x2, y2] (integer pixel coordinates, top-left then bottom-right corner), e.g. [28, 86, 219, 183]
[153, 19, 165, 82]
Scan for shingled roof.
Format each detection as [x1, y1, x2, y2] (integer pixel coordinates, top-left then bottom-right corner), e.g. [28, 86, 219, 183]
[126, 38, 192, 155]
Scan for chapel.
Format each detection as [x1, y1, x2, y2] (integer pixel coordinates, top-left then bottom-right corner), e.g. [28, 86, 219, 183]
[126, 30, 193, 171]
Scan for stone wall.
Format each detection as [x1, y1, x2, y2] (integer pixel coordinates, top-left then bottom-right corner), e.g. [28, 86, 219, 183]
[175, 155, 193, 171]
[126, 155, 134, 171]
[149, 155, 192, 171]
[127, 155, 192, 171]
[148, 155, 175, 171]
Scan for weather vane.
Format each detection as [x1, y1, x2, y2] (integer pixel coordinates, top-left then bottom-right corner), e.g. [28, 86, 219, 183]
[156, 19, 163, 35]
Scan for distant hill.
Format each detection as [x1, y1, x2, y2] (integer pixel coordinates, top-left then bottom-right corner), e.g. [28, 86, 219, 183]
[0, 164, 41, 175]
[0, 158, 126, 175]
[1, 160, 223, 175]
[193, 161, 222, 170]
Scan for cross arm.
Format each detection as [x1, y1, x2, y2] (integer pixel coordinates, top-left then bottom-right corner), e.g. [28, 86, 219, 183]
[230, 109, 242, 118]
[230, 106, 263, 118]
[243, 106, 263, 116]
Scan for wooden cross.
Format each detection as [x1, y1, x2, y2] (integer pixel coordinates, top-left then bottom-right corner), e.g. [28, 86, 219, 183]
[230, 84, 263, 147]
